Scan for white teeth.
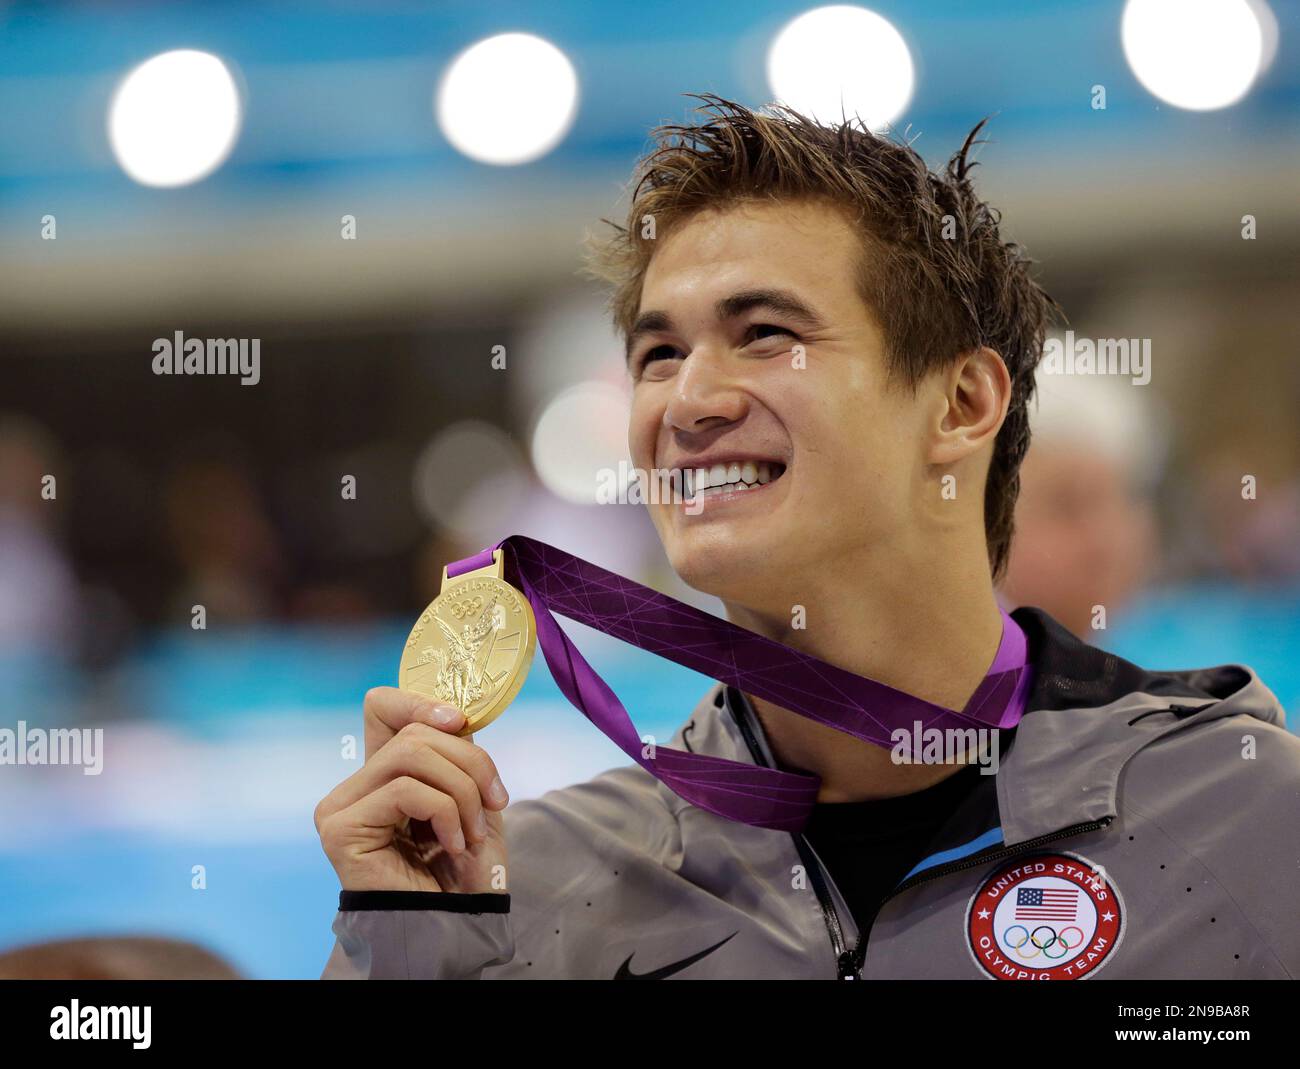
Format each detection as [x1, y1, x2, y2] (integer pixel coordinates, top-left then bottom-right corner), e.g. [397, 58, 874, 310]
[682, 459, 784, 501]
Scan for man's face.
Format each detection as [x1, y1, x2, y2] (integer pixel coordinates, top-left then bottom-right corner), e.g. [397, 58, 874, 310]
[626, 198, 934, 604]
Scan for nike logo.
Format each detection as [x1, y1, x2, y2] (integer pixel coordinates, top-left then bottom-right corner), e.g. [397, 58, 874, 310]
[613, 932, 738, 980]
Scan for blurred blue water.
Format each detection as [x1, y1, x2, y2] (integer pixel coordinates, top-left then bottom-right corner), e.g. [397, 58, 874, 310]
[1105, 583, 1300, 723]
[0, 835, 336, 979]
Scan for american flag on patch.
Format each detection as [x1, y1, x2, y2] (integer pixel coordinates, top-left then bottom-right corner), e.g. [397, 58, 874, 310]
[1014, 886, 1079, 921]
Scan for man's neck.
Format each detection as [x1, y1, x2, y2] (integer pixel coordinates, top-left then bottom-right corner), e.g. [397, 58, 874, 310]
[722, 542, 1003, 803]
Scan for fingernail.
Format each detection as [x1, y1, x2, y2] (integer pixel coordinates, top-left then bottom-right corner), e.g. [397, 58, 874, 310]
[474, 810, 488, 838]
[428, 703, 461, 729]
[488, 777, 509, 807]
[451, 827, 466, 854]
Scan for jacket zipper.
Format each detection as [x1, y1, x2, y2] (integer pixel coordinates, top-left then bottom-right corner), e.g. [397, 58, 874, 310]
[791, 833, 851, 972]
[725, 686, 1122, 980]
[726, 692, 863, 975]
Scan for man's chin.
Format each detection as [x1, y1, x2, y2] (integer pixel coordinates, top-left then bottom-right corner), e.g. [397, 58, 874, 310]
[665, 532, 786, 604]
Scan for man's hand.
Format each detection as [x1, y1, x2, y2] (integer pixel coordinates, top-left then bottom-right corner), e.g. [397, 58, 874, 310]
[315, 687, 510, 893]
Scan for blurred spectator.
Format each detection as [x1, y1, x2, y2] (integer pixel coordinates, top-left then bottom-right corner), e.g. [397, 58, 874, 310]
[0, 415, 79, 651]
[1183, 454, 1300, 583]
[164, 453, 286, 624]
[0, 936, 241, 979]
[999, 367, 1163, 639]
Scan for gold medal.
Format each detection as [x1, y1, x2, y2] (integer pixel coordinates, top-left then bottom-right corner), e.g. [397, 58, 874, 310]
[398, 549, 537, 737]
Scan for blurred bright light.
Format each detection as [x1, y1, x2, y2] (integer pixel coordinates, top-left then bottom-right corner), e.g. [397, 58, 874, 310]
[1121, 0, 1265, 110]
[108, 49, 242, 187]
[766, 5, 914, 131]
[436, 33, 579, 165]
[531, 382, 630, 505]
[1250, 0, 1279, 73]
[511, 288, 624, 423]
[412, 421, 529, 540]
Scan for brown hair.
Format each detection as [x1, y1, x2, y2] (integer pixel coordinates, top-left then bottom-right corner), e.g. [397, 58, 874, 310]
[582, 93, 1062, 579]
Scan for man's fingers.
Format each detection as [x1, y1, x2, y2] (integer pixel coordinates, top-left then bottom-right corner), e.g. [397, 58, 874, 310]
[385, 722, 509, 811]
[315, 722, 509, 835]
[330, 776, 467, 858]
[322, 729, 491, 842]
[363, 686, 464, 760]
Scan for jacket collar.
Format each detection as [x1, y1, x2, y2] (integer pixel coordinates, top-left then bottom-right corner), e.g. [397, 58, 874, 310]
[994, 607, 1279, 842]
[681, 606, 1283, 846]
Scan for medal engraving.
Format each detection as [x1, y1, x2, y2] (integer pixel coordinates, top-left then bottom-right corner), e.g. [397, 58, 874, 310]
[398, 554, 536, 736]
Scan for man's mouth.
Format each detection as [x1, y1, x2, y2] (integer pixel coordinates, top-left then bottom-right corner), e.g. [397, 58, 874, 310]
[681, 460, 787, 504]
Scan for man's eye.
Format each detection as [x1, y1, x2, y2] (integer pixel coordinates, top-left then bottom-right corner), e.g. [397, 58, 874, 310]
[747, 324, 795, 343]
[639, 345, 681, 367]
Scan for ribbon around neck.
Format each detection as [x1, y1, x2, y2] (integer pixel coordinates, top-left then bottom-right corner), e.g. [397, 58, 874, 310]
[448, 536, 1032, 833]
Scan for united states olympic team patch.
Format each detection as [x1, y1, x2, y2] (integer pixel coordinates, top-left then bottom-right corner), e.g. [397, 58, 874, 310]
[965, 852, 1125, 980]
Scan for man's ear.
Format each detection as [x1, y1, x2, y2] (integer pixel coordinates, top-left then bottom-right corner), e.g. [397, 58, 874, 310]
[928, 346, 1011, 466]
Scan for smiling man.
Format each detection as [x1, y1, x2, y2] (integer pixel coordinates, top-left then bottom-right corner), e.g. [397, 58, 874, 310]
[317, 95, 1300, 980]
[623, 193, 1018, 802]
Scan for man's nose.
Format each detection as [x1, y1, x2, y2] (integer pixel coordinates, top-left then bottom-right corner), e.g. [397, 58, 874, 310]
[662, 350, 748, 433]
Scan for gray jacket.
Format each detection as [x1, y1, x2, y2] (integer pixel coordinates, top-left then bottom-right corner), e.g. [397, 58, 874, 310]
[321, 608, 1300, 980]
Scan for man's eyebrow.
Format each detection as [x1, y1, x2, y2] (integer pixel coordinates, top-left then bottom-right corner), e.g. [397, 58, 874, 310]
[625, 289, 826, 363]
[714, 289, 827, 330]
[625, 309, 673, 363]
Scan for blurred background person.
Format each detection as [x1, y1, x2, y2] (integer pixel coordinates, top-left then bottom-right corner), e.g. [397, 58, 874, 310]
[164, 448, 286, 625]
[0, 936, 242, 980]
[999, 365, 1163, 639]
[0, 415, 80, 651]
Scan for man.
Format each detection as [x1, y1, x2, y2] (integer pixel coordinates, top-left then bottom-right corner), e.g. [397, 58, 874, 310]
[316, 96, 1299, 979]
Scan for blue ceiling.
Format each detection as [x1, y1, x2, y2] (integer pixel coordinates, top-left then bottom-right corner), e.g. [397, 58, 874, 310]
[0, 1, 1293, 215]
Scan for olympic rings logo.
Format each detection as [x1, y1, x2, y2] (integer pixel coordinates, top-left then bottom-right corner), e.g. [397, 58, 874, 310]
[1000, 924, 1085, 960]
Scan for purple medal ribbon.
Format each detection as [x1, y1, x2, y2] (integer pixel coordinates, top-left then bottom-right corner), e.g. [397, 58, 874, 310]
[449, 536, 1033, 833]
